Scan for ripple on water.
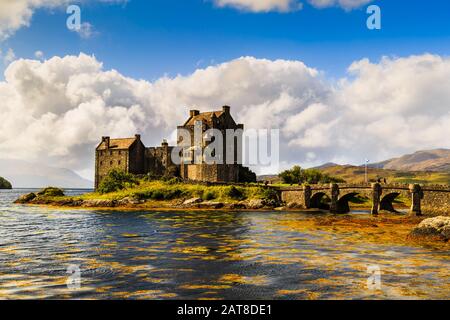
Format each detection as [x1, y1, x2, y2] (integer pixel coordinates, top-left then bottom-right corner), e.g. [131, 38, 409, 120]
[0, 189, 449, 299]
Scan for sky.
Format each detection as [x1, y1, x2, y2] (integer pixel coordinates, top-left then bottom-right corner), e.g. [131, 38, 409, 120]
[1, 0, 450, 181]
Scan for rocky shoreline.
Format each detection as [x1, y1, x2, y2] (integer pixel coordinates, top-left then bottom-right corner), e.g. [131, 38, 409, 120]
[14, 192, 288, 211]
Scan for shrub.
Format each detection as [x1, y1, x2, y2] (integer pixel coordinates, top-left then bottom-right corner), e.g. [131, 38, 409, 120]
[225, 186, 245, 200]
[98, 169, 138, 194]
[203, 190, 216, 201]
[37, 187, 65, 197]
[260, 187, 279, 201]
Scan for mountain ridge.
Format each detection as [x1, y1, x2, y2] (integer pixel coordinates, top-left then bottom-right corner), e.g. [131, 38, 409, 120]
[0, 159, 93, 189]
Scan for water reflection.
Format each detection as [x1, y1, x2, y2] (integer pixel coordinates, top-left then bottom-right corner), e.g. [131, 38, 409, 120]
[0, 189, 448, 299]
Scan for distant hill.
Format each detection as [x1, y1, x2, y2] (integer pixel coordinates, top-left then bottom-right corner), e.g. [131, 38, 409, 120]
[0, 176, 12, 189]
[370, 149, 450, 172]
[0, 159, 93, 189]
[319, 164, 450, 185]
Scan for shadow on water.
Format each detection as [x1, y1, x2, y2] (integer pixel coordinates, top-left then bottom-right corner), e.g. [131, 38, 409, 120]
[0, 189, 449, 299]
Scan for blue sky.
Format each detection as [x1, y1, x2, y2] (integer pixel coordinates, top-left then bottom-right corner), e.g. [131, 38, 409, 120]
[4, 0, 450, 80]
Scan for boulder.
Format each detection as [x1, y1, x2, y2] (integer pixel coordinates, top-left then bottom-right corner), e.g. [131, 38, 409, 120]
[245, 199, 265, 209]
[410, 216, 450, 241]
[14, 192, 37, 204]
[183, 198, 203, 205]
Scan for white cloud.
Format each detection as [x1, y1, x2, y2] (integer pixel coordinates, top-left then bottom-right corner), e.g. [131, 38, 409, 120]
[213, 0, 372, 12]
[1, 53, 450, 178]
[213, 0, 302, 12]
[307, 0, 373, 10]
[0, 0, 127, 41]
[34, 50, 44, 60]
[1, 48, 16, 65]
[72, 22, 96, 39]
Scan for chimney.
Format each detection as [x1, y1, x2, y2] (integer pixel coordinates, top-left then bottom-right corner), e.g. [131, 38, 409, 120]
[161, 139, 168, 147]
[190, 110, 200, 117]
[102, 136, 110, 149]
[135, 134, 141, 141]
[222, 106, 230, 114]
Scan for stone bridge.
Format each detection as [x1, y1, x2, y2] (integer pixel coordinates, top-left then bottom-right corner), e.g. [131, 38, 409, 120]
[277, 183, 450, 215]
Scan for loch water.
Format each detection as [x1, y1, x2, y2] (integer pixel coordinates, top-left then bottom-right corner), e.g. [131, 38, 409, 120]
[0, 189, 448, 299]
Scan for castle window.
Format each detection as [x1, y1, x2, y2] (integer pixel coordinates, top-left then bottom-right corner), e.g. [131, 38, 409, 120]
[110, 161, 113, 165]
[118, 160, 121, 165]
[100, 161, 103, 165]
[110, 151, 113, 156]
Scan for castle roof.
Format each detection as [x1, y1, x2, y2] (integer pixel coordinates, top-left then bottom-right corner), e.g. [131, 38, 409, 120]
[184, 111, 224, 126]
[96, 138, 137, 150]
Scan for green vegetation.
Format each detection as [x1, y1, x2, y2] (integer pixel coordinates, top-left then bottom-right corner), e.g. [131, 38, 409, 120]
[80, 179, 272, 203]
[279, 165, 345, 185]
[37, 187, 65, 197]
[97, 169, 138, 194]
[0, 177, 12, 189]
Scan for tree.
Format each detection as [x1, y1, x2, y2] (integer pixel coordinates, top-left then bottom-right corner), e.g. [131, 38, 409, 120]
[279, 166, 345, 185]
[98, 169, 138, 194]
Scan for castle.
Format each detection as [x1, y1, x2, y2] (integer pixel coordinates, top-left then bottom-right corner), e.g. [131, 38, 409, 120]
[95, 106, 256, 189]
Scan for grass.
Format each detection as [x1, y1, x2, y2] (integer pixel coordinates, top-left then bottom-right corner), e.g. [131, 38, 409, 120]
[78, 180, 269, 203]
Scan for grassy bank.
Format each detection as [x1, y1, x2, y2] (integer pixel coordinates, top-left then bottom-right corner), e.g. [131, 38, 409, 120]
[81, 180, 269, 202]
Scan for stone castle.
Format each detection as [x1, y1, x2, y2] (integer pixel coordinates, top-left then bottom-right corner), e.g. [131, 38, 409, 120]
[95, 106, 256, 188]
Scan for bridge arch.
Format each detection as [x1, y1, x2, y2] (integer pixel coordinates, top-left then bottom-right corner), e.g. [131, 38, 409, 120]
[310, 192, 331, 210]
[337, 192, 360, 214]
[380, 192, 401, 213]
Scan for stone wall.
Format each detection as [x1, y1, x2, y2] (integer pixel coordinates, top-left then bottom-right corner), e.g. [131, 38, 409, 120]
[277, 183, 450, 215]
[95, 149, 129, 188]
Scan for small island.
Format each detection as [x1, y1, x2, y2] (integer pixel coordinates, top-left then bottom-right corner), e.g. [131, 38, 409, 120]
[0, 176, 12, 189]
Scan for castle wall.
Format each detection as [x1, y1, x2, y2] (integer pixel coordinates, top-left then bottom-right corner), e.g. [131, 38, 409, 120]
[95, 150, 130, 188]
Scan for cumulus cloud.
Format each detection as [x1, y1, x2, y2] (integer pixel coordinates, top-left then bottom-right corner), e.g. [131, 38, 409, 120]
[1, 53, 450, 178]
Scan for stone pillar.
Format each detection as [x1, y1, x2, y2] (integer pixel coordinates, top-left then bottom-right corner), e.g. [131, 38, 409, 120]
[409, 184, 423, 216]
[304, 185, 312, 209]
[371, 183, 382, 215]
[330, 183, 340, 214]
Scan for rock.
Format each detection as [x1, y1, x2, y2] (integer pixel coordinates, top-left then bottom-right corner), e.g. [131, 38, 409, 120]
[286, 202, 304, 209]
[183, 198, 203, 205]
[196, 202, 224, 209]
[37, 187, 65, 197]
[117, 197, 141, 206]
[81, 199, 116, 208]
[229, 203, 247, 210]
[14, 192, 37, 204]
[410, 216, 450, 241]
[245, 199, 265, 209]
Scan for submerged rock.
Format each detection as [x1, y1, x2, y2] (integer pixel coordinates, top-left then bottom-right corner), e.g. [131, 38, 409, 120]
[410, 216, 450, 241]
